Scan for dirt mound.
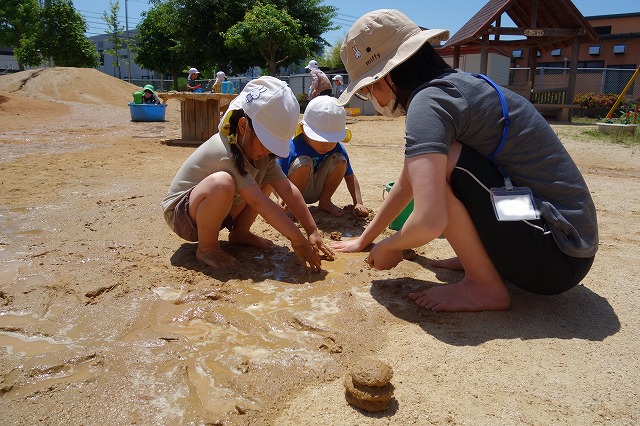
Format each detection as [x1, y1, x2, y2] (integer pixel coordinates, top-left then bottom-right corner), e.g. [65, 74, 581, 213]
[0, 67, 140, 106]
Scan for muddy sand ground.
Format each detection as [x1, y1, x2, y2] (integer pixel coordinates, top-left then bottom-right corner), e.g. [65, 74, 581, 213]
[0, 68, 638, 425]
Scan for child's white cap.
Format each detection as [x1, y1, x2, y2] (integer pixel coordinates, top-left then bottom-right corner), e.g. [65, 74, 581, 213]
[219, 76, 299, 157]
[301, 96, 348, 143]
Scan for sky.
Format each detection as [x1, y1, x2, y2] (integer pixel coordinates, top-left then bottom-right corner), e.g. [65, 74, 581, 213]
[73, 0, 639, 45]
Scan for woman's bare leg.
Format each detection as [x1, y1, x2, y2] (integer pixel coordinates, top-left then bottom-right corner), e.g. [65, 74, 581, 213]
[408, 141, 510, 312]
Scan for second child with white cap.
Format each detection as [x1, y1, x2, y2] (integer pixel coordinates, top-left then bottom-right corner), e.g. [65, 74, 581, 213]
[277, 96, 369, 218]
[161, 76, 334, 270]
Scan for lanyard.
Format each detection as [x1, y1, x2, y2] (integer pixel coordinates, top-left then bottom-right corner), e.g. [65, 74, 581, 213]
[471, 73, 513, 189]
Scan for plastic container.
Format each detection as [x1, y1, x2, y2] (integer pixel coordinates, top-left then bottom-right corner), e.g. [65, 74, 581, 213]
[221, 81, 233, 94]
[132, 91, 144, 104]
[128, 102, 167, 122]
[383, 182, 414, 230]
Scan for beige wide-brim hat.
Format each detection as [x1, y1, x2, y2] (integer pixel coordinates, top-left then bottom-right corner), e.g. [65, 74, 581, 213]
[337, 9, 449, 106]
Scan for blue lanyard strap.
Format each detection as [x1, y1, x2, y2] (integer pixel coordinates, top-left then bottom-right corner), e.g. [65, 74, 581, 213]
[471, 73, 510, 162]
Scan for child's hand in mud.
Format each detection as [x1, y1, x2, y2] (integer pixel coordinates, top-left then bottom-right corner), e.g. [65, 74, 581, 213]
[308, 231, 335, 261]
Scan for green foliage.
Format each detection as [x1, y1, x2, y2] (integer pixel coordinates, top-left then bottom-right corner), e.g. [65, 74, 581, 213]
[14, 0, 99, 68]
[574, 92, 624, 109]
[318, 38, 344, 69]
[224, 3, 314, 76]
[0, 0, 39, 49]
[150, 0, 336, 77]
[133, 0, 187, 90]
[102, 0, 126, 77]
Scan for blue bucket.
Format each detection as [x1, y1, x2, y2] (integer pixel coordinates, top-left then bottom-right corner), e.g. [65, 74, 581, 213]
[128, 102, 167, 122]
[221, 81, 233, 94]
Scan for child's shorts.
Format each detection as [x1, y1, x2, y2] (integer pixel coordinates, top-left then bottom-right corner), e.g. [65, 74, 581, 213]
[450, 145, 594, 295]
[173, 188, 234, 242]
[288, 153, 346, 204]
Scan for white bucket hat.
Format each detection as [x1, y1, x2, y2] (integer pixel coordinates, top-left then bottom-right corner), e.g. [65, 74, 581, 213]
[332, 74, 343, 84]
[337, 9, 449, 106]
[301, 96, 347, 143]
[306, 60, 319, 70]
[219, 76, 299, 158]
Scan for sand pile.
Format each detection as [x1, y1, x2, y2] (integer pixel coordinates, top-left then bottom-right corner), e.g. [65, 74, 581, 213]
[0, 67, 140, 105]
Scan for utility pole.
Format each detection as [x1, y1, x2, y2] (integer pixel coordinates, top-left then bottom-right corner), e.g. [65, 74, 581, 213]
[125, 0, 131, 82]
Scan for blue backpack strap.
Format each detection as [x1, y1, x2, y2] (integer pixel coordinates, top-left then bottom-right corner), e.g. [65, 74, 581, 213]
[471, 73, 510, 162]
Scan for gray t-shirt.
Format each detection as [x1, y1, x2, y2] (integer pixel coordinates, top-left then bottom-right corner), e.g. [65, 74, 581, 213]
[405, 70, 598, 258]
[161, 133, 286, 231]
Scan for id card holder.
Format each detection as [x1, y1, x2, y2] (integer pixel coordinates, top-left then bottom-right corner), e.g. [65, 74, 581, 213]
[490, 186, 539, 221]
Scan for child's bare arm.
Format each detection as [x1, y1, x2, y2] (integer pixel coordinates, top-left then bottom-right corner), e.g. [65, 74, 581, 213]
[272, 178, 335, 260]
[239, 184, 325, 270]
[344, 174, 369, 216]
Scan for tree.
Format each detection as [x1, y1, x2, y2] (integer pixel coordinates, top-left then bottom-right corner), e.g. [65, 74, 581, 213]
[14, 0, 99, 68]
[102, 0, 126, 78]
[224, 3, 314, 76]
[319, 38, 344, 70]
[167, 0, 336, 75]
[0, 0, 39, 49]
[134, 0, 187, 90]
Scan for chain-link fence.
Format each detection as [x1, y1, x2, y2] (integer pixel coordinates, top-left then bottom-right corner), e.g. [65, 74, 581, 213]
[509, 67, 639, 97]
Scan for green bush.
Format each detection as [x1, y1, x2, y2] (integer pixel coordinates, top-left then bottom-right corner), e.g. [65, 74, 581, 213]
[573, 92, 623, 109]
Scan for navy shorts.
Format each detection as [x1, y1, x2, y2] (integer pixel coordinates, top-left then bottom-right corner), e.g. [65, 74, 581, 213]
[450, 145, 594, 295]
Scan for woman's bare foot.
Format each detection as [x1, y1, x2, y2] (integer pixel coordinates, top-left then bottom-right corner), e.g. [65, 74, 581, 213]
[408, 277, 510, 312]
[432, 256, 464, 271]
[196, 246, 238, 269]
[229, 230, 274, 249]
[318, 200, 345, 217]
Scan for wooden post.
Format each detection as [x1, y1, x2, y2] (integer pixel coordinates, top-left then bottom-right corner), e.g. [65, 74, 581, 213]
[453, 45, 460, 69]
[566, 36, 580, 121]
[480, 36, 489, 75]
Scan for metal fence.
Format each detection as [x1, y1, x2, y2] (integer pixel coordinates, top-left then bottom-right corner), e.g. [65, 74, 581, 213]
[508, 67, 639, 98]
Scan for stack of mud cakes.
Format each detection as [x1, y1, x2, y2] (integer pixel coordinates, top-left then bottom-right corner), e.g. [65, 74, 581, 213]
[344, 357, 395, 412]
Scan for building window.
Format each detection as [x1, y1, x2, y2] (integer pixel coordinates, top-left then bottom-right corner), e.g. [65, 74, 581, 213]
[512, 50, 523, 59]
[594, 26, 612, 35]
[588, 45, 601, 55]
[551, 49, 561, 57]
[613, 44, 626, 54]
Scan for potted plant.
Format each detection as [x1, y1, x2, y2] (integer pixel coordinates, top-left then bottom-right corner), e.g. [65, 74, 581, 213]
[597, 102, 638, 134]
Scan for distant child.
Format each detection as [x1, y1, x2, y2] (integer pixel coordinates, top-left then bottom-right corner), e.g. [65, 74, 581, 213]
[212, 71, 226, 93]
[332, 74, 344, 98]
[277, 96, 369, 218]
[142, 84, 162, 104]
[187, 68, 201, 92]
[161, 77, 334, 270]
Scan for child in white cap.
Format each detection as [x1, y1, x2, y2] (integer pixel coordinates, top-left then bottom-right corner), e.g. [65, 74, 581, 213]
[187, 67, 201, 92]
[332, 74, 344, 98]
[162, 76, 334, 270]
[277, 95, 369, 218]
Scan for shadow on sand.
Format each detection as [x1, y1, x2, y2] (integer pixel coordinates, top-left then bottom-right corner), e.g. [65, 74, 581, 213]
[369, 271, 619, 346]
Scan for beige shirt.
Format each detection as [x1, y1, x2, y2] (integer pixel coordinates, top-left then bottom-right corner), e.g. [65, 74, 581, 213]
[161, 133, 286, 230]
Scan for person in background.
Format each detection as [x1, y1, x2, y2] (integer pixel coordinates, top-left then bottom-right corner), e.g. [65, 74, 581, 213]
[212, 71, 226, 93]
[141, 84, 162, 104]
[187, 68, 201, 92]
[278, 96, 369, 218]
[161, 76, 334, 270]
[332, 9, 598, 312]
[306, 60, 332, 100]
[332, 74, 344, 98]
